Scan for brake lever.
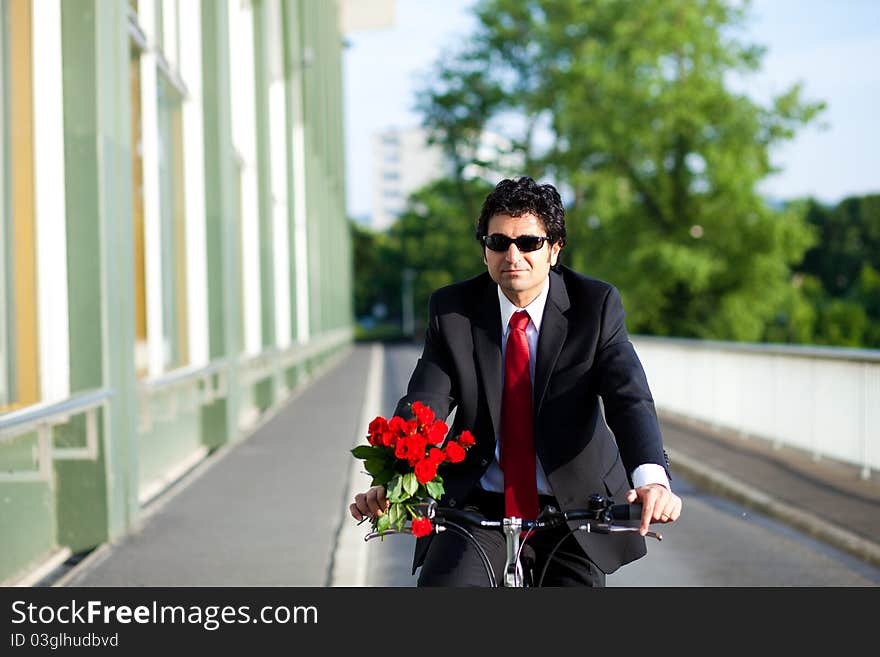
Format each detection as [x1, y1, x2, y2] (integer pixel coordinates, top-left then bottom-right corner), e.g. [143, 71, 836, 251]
[364, 529, 409, 542]
[577, 523, 663, 541]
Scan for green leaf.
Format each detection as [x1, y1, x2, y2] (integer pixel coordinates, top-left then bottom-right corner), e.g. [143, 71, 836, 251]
[386, 475, 405, 503]
[364, 457, 387, 477]
[402, 472, 418, 497]
[370, 469, 395, 487]
[351, 445, 381, 460]
[389, 503, 405, 531]
[376, 513, 390, 533]
[426, 480, 445, 499]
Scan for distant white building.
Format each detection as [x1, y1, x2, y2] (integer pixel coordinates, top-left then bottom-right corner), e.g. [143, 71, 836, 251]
[371, 127, 448, 231]
[370, 126, 523, 231]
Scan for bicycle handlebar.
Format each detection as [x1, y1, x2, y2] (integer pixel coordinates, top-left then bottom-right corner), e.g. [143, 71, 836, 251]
[364, 495, 663, 542]
[433, 503, 657, 529]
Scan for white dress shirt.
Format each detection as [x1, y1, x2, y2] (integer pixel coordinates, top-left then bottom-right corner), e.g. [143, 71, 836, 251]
[478, 277, 671, 495]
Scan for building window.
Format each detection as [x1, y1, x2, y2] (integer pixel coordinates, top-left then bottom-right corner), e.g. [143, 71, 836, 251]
[157, 73, 188, 369]
[129, 0, 189, 377]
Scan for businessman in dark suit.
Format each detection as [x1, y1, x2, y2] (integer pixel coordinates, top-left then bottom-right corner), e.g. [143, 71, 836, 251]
[351, 176, 682, 586]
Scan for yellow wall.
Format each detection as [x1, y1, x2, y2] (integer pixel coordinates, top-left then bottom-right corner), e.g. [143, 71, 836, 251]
[9, 0, 38, 407]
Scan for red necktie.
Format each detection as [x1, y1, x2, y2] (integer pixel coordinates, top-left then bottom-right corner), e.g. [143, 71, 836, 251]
[500, 311, 539, 520]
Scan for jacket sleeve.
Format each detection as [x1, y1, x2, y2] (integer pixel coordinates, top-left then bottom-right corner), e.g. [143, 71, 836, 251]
[594, 285, 669, 479]
[393, 292, 458, 422]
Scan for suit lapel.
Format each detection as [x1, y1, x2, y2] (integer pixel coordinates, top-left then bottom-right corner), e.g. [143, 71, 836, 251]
[533, 269, 570, 416]
[471, 277, 503, 439]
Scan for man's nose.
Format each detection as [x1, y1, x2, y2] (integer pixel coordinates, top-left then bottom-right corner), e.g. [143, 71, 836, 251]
[505, 243, 521, 262]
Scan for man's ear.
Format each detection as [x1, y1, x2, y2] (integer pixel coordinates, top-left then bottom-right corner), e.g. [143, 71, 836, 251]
[549, 242, 562, 266]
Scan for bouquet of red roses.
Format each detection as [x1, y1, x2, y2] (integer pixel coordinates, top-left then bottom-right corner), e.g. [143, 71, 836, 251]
[351, 401, 475, 538]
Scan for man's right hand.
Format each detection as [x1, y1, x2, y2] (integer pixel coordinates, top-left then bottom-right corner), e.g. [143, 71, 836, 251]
[349, 486, 389, 522]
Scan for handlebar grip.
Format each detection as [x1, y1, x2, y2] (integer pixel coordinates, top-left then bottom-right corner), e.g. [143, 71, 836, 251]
[610, 503, 665, 525]
[610, 503, 643, 521]
[435, 507, 492, 527]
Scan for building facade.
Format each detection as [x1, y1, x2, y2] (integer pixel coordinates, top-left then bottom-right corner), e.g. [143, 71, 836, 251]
[0, 0, 353, 584]
[370, 126, 448, 231]
[370, 125, 524, 231]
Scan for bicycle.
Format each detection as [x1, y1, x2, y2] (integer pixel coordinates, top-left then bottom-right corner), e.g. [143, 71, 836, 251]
[363, 493, 663, 587]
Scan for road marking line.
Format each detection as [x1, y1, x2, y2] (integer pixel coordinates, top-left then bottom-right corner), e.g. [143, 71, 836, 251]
[329, 343, 383, 586]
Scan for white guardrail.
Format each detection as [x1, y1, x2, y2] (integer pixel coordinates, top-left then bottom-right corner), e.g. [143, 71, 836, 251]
[0, 389, 111, 483]
[632, 336, 880, 478]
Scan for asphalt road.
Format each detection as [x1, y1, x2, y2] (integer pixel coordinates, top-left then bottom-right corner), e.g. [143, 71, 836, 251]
[365, 344, 880, 587]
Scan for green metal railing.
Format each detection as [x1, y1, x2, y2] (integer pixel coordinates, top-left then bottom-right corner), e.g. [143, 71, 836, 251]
[0, 389, 112, 483]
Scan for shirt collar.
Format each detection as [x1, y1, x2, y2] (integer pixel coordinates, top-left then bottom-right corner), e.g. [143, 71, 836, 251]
[497, 277, 550, 335]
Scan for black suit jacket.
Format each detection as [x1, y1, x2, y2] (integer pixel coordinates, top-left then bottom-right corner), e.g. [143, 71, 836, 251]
[394, 265, 669, 574]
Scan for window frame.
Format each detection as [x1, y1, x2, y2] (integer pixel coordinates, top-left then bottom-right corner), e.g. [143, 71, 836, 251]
[129, 0, 191, 378]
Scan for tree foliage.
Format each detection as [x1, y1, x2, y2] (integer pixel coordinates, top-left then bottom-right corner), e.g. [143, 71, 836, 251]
[351, 178, 492, 334]
[351, 220, 402, 323]
[780, 195, 880, 347]
[415, 0, 825, 341]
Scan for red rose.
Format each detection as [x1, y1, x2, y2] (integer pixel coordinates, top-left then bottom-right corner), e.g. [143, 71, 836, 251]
[445, 441, 466, 463]
[415, 458, 438, 484]
[411, 401, 435, 426]
[427, 420, 448, 445]
[427, 447, 446, 465]
[388, 416, 408, 436]
[411, 516, 433, 538]
[379, 431, 396, 448]
[458, 430, 475, 447]
[367, 417, 385, 445]
[406, 434, 428, 465]
[406, 419, 420, 435]
[369, 416, 388, 435]
[394, 435, 427, 465]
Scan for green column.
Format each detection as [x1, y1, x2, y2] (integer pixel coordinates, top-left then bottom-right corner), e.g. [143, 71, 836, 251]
[201, 0, 241, 446]
[252, 0, 276, 410]
[283, 0, 300, 346]
[59, 0, 138, 550]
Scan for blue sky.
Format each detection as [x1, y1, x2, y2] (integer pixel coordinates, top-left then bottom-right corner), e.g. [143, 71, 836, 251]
[342, 0, 880, 221]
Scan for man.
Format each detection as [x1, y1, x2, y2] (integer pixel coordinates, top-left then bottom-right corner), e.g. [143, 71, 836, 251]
[350, 176, 681, 586]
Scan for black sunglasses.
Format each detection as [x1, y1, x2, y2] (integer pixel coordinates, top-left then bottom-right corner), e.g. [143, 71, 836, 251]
[482, 234, 550, 253]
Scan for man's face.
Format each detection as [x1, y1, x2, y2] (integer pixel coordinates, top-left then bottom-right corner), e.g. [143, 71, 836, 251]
[483, 212, 561, 308]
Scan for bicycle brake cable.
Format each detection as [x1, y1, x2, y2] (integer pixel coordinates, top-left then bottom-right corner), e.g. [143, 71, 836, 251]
[537, 526, 582, 587]
[514, 526, 537, 587]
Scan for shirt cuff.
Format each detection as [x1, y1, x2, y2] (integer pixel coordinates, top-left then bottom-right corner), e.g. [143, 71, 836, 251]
[631, 463, 670, 491]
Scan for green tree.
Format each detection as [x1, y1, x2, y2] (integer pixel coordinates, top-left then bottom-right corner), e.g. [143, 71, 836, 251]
[388, 177, 494, 331]
[417, 0, 824, 341]
[350, 219, 404, 326]
[351, 177, 493, 337]
[790, 194, 880, 347]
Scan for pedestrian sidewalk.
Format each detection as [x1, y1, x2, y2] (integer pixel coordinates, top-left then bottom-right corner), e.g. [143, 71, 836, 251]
[659, 411, 880, 568]
[51, 344, 375, 586]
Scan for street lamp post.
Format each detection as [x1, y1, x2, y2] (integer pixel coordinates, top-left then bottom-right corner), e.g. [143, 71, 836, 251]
[402, 268, 415, 339]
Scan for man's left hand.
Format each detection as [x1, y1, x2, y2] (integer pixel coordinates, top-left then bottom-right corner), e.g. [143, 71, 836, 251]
[625, 483, 682, 536]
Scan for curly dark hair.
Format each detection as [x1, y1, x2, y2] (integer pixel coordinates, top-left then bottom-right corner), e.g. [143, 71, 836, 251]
[475, 176, 566, 247]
